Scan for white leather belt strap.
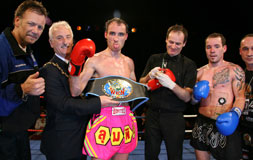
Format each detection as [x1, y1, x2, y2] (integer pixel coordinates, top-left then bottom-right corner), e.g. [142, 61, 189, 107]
[112, 107, 126, 116]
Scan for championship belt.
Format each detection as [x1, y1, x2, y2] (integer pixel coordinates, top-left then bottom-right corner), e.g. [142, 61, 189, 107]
[84, 75, 149, 111]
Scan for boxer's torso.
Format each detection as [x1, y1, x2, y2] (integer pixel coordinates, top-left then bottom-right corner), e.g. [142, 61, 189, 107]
[197, 62, 235, 119]
[91, 50, 134, 79]
[87, 49, 136, 107]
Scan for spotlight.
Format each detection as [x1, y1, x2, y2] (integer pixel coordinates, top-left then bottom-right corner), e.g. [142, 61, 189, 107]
[131, 27, 137, 33]
[76, 26, 82, 31]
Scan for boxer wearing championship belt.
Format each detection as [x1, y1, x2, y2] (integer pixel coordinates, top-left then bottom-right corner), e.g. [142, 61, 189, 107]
[85, 75, 149, 111]
[69, 18, 139, 160]
[190, 33, 245, 160]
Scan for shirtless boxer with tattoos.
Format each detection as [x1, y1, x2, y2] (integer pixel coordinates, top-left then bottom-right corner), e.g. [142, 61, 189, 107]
[190, 33, 245, 160]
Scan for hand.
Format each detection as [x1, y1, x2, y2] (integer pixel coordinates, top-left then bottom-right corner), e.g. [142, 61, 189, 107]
[147, 68, 176, 91]
[21, 72, 45, 96]
[155, 72, 176, 90]
[68, 38, 96, 76]
[193, 80, 210, 102]
[99, 95, 119, 108]
[148, 67, 160, 79]
[216, 107, 241, 136]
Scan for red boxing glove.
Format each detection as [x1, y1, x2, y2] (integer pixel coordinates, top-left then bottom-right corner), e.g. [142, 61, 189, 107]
[147, 68, 176, 91]
[68, 38, 96, 76]
[163, 68, 176, 82]
[147, 78, 162, 91]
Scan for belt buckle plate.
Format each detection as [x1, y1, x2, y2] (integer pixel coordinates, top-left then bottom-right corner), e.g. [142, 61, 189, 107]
[112, 107, 126, 116]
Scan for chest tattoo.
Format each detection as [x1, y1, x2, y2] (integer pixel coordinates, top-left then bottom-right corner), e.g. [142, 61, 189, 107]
[213, 68, 229, 88]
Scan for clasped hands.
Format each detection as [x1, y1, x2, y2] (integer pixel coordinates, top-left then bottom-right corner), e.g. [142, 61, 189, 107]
[148, 67, 176, 90]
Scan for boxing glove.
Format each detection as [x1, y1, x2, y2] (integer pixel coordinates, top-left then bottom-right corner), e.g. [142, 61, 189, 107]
[68, 38, 96, 76]
[147, 68, 176, 91]
[216, 107, 241, 136]
[147, 78, 161, 91]
[193, 80, 210, 102]
[162, 68, 176, 82]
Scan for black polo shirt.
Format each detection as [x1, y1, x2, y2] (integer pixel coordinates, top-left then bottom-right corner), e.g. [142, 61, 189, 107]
[141, 52, 197, 112]
[240, 69, 253, 128]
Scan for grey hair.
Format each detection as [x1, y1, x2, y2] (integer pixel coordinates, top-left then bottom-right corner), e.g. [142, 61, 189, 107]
[48, 21, 73, 40]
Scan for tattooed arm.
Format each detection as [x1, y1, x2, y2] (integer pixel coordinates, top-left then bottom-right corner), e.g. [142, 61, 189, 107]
[232, 65, 246, 111]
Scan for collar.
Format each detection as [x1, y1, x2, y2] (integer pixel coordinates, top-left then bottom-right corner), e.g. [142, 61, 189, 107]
[4, 27, 32, 57]
[55, 53, 69, 64]
[163, 52, 181, 62]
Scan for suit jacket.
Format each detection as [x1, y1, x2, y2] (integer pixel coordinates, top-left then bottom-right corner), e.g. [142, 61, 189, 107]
[40, 55, 101, 160]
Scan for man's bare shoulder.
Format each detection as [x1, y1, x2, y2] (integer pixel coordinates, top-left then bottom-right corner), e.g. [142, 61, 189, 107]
[227, 61, 243, 70]
[225, 61, 244, 74]
[197, 64, 209, 73]
[198, 64, 208, 71]
[87, 51, 106, 63]
[196, 64, 209, 79]
[121, 54, 135, 68]
[122, 54, 133, 61]
[227, 61, 245, 78]
[94, 51, 106, 58]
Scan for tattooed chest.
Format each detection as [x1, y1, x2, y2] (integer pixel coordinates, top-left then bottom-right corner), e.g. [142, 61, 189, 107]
[213, 68, 230, 88]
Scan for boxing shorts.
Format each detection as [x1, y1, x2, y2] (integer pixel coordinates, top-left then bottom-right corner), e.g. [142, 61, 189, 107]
[82, 106, 138, 160]
[190, 114, 242, 160]
[84, 75, 149, 111]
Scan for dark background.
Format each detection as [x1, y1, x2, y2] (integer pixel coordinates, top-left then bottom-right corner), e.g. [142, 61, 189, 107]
[2, 0, 252, 137]
[1, 0, 253, 80]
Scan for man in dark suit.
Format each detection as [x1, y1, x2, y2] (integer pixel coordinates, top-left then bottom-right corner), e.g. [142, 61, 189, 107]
[40, 21, 118, 160]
